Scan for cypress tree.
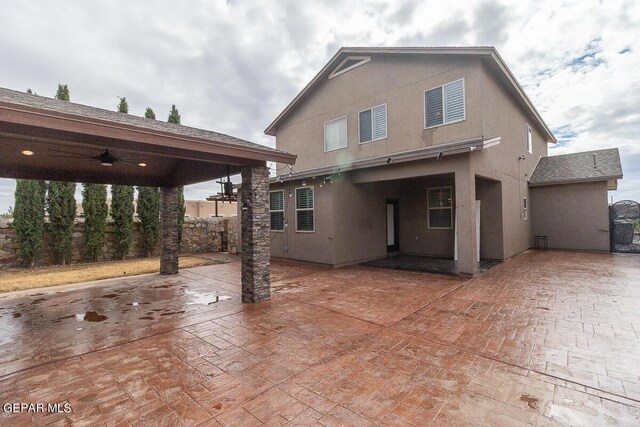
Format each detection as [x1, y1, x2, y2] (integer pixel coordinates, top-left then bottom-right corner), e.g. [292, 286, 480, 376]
[13, 180, 46, 267]
[46, 84, 76, 265]
[55, 84, 70, 101]
[117, 96, 129, 113]
[167, 104, 181, 124]
[137, 186, 160, 257]
[82, 183, 108, 261]
[47, 181, 76, 265]
[111, 185, 134, 259]
[138, 107, 161, 255]
[111, 97, 136, 259]
[167, 105, 186, 243]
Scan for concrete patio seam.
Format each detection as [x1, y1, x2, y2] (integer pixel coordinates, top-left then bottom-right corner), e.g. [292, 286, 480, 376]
[386, 276, 474, 326]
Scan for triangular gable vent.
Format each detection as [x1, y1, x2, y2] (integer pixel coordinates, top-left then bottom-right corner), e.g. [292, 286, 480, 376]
[328, 56, 371, 79]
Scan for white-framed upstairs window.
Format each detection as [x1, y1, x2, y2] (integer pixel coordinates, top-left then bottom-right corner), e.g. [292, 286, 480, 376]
[269, 190, 284, 231]
[425, 79, 465, 128]
[295, 186, 314, 232]
[523, 197, 528, 220]
[526, 124, 533, 153]
[427, 187, 453, 229]
[324, 117, 347, 152]
[359, 103, 387, 143]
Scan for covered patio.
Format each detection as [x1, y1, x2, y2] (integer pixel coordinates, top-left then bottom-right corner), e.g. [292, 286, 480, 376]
[0, 87, 296, 302]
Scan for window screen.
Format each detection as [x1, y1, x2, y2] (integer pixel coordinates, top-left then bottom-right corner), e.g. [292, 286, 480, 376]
[426, 79, 464, 128]
[425, 88, 444, 128]
[359, 104, 387, 143]
[269, 191, 284, 231]
[296, 187, 314, 232]
[428, 187, 453, 229]
[324, 117, 347, 151]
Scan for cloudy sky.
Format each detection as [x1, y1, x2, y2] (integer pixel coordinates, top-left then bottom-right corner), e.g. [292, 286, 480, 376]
[0, 0, 638, 212]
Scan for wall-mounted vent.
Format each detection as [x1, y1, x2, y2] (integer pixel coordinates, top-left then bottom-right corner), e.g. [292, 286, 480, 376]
[328, 56, 371, 79]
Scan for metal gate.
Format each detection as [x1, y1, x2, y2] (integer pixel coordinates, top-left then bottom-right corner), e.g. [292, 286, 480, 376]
[610, 200, 640, 253]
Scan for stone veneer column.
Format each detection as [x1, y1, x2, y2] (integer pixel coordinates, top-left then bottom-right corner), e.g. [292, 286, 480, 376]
[240, 164, 271, 302]
[160, 186, 179, 275]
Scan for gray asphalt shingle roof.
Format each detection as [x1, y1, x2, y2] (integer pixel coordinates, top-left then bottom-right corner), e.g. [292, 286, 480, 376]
[0, 87, 289, 155]
[529, 148, 623, 186]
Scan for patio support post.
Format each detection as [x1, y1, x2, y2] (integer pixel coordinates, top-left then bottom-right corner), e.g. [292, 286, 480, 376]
[160, 186, 180, 275]
[455, 169, 478, 276]
[240, 164, 271, 302]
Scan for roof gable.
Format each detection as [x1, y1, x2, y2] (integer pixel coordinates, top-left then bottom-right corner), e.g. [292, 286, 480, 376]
[265, 46, 556, 143]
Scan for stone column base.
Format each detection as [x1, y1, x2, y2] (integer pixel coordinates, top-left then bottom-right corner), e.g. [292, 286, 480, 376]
[160, 186, 179, 275]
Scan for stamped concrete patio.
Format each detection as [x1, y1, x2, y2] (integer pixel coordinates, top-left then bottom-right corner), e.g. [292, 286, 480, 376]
[0, 250, 639, 426]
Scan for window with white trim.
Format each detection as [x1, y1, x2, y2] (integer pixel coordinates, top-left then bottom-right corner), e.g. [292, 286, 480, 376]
[269, 190, 284, 231]
[523, 197, 528, 220]
[324, 117, 347, 152]
[296, 187, 314, 232]
[359, 104, 387, 143]
[425, 79, 465, 128]
[427, 187, 453, 229]
[526, 125, 533, 153]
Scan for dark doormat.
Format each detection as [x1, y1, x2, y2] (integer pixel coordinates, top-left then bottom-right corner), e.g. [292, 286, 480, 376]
[361, 255, 499, 276]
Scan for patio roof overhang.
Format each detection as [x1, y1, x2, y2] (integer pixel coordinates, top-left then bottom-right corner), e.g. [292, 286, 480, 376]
[0, 87, 294, 299]
[0, 88, 296, 186]
[270, 136, 501, 184]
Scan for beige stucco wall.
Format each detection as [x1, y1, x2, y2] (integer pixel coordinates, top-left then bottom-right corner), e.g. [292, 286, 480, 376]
[275, 54, 484, 172]
[268, 181, 335, 265]
[475, 177, 504, 260]
[269, 156, 482, 267]
[472, 61, 551, 258]
[269, 54, 561, 269]
[530, 182, 610, 251]
[399, 175, 455, 258]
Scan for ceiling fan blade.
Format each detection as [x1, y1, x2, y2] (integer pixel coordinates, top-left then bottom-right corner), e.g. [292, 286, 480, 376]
[48, 148, 97, 156]
[50, 154, 95, 159]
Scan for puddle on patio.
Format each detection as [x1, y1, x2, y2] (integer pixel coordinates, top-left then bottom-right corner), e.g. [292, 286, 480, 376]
[519, 394, 539, 410]
[184, 290, 231, 305]
[75, 311, 108, 322]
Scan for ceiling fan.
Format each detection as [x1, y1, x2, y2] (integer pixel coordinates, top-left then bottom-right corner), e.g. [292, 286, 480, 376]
[49, 148, 147, 167]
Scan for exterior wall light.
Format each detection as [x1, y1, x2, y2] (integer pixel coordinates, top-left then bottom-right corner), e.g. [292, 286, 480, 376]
[21, 150, 34, 156]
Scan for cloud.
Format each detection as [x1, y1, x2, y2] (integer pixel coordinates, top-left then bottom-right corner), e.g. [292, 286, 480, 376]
[389, 1, 419, 26]
[0, 0, 639, 212]
[473, 1, 510, 45]
[398, 18, 471, 46]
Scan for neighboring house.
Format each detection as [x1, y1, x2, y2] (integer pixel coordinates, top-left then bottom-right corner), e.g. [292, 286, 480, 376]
[264, 47, 622, 275]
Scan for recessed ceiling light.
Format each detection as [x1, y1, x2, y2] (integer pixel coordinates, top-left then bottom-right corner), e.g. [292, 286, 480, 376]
[138, 163, 147, 167]
[21, 150, 34, 156]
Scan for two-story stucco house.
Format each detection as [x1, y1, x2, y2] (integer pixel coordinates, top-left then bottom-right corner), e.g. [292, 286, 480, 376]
[263, 47, 622, 275]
